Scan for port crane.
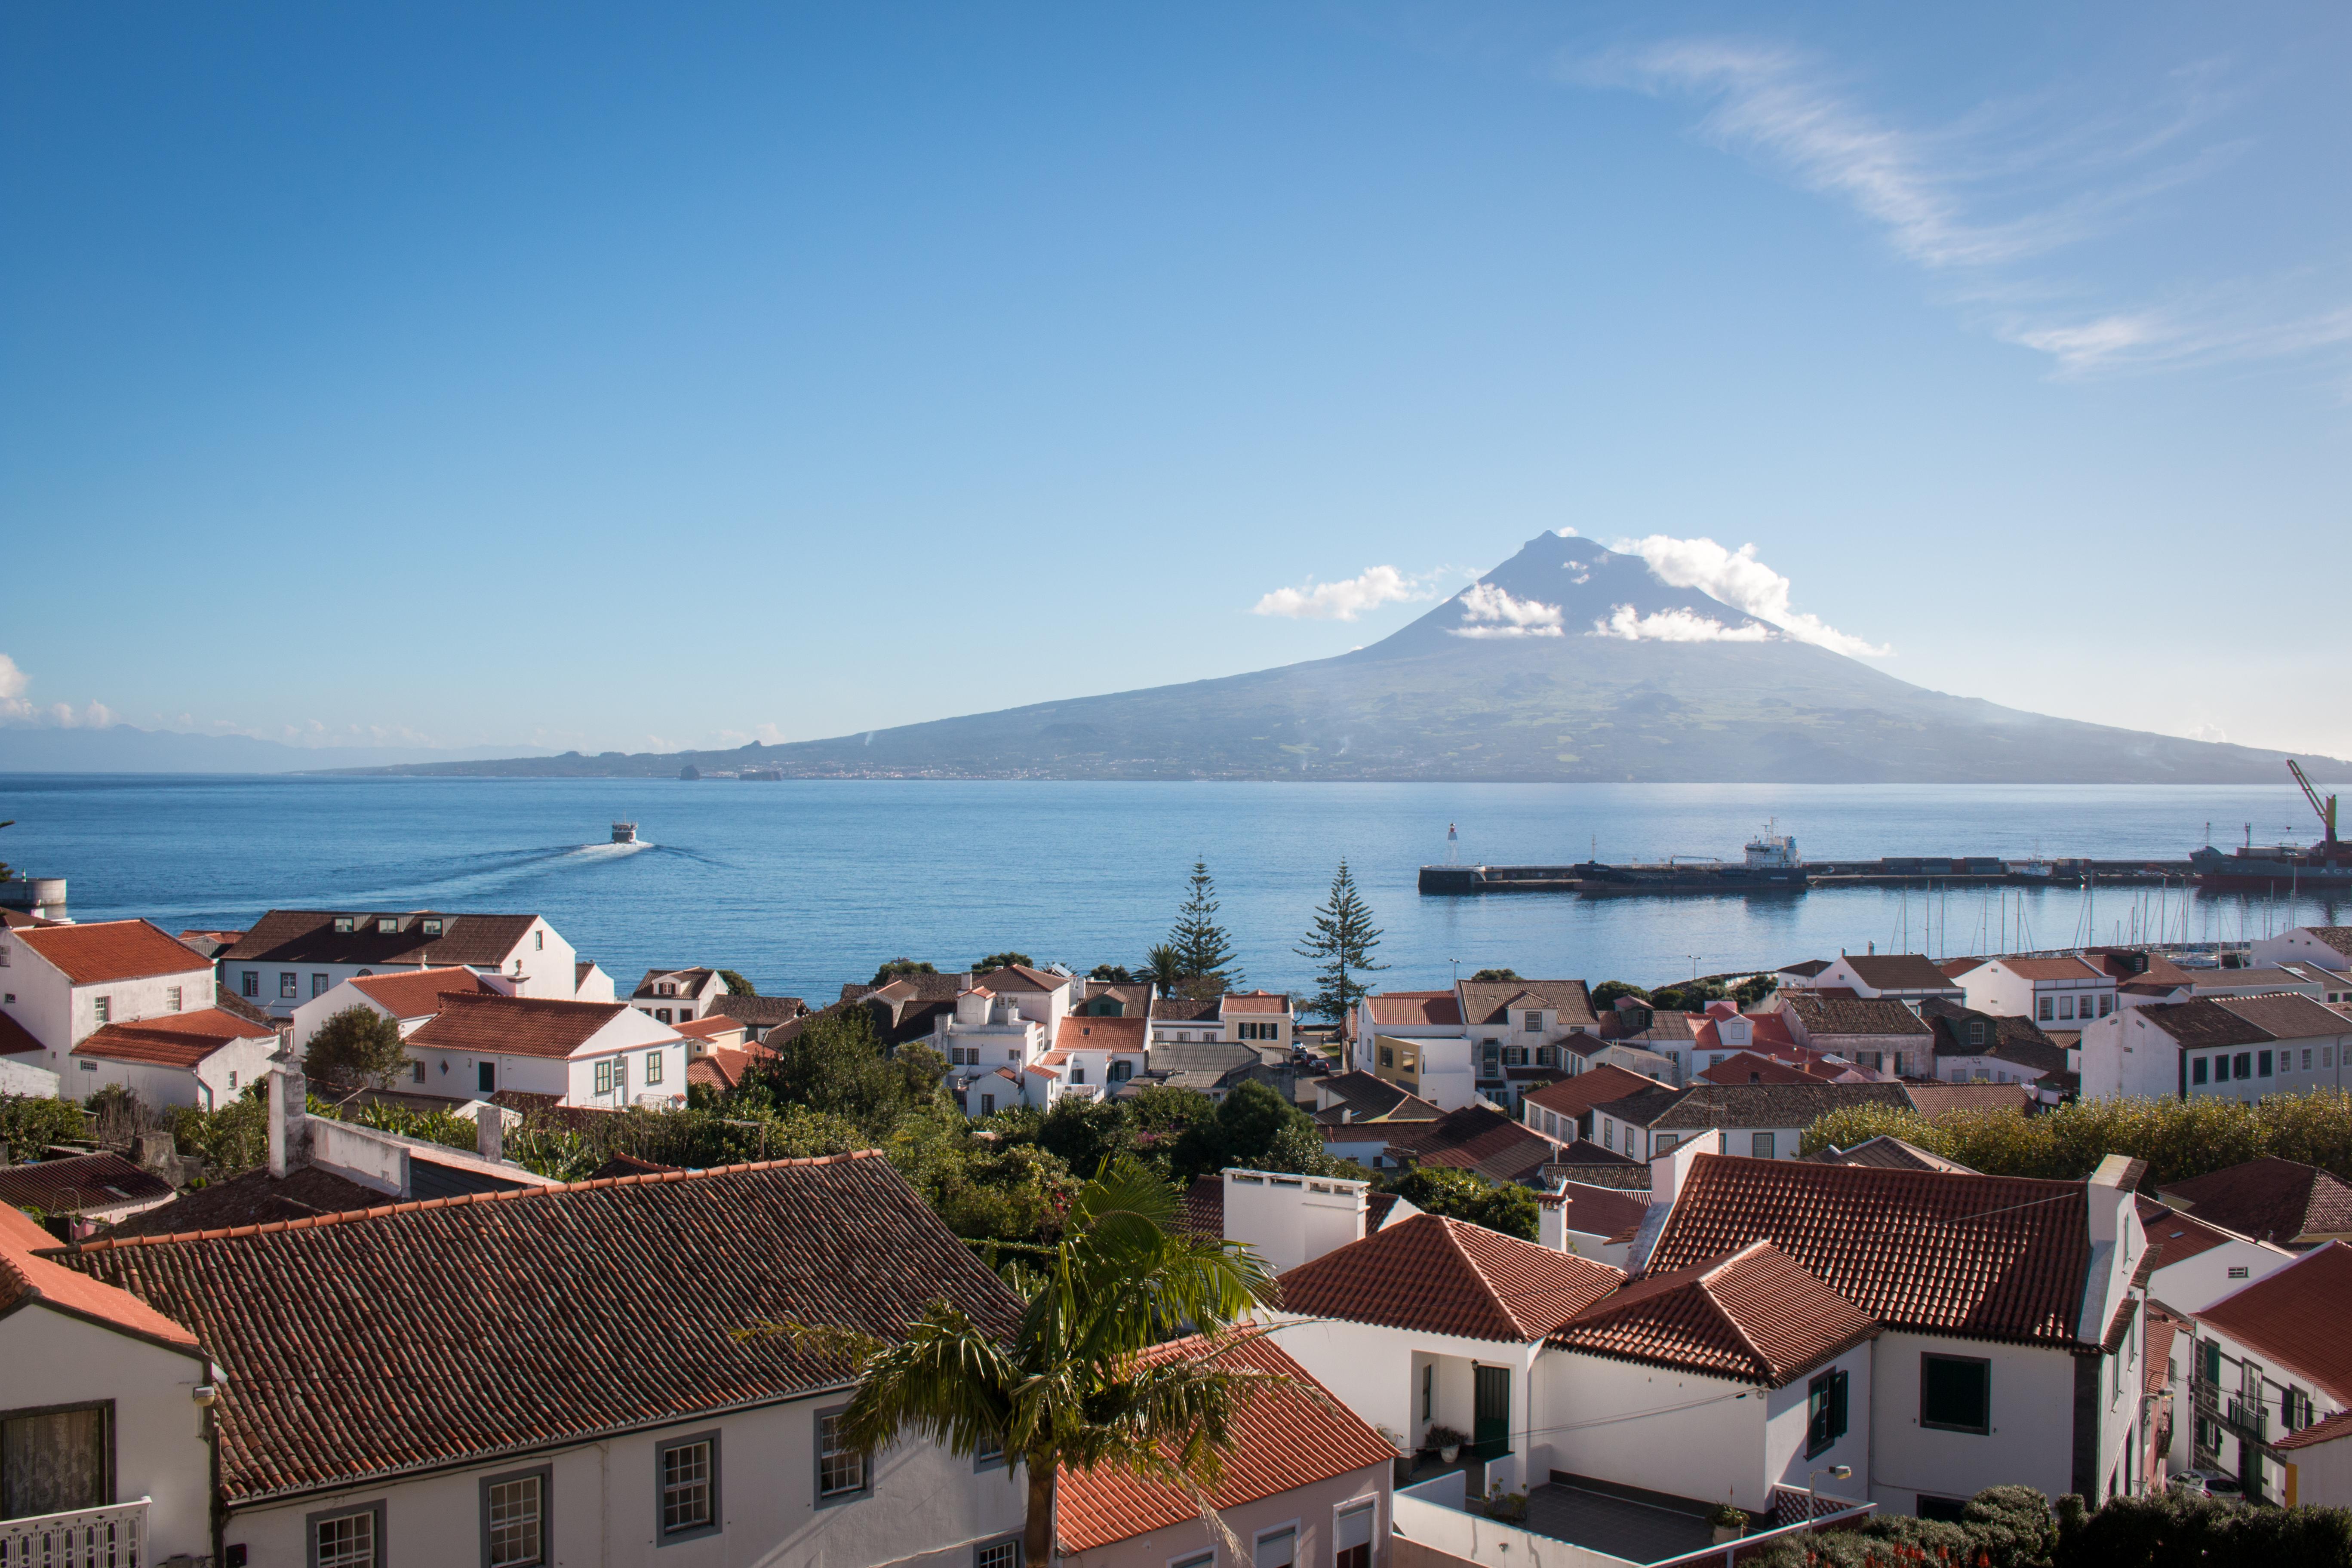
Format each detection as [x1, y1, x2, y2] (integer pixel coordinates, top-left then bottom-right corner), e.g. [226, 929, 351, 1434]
[2289, 759, 2341, 849]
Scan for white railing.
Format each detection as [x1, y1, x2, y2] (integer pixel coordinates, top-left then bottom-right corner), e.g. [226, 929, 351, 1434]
[0, 1497, 149, 1568]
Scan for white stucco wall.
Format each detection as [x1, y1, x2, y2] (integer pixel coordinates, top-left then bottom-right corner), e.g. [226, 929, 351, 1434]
[0, 1303, 214, 1563]
[2286, 1435, 2352, 1509]
[0, 934, 215, 1055]
[2144, 1239, 2294, 1316]
[68, 1033, 280, 1111]
[1867, 1333, 2078, 1511]
[1264, 1317, 1543, 1492]
[223, 1392, 1026, 1568]
[1764, 1344, 1873, 1502]
[2252, 930, 2352, 975]
[1538, 1352, 1770, 1509]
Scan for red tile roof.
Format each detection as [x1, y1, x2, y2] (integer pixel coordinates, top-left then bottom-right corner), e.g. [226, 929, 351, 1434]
[1220, 991, 1293, 1015]
[1837, 954, 1963, 991]
[74, 1007, 277, 1068]
[1364, 993, 1464, 1027]
[1997, 957, 2105, 981]
[58, 1152, 1024, 1503]
[1644, 1154, 2097, 1350]
[2158, 1159, 2352, 1247]
[1553, 1242, 1878, 1386]
[0, 1152, 175, 1215]
[403, 991, 641, 1060]
[974, 964, 1067, 992]
[673, 1015, 746, 1043]
[685, 1045, 766, 1093]
[1055, 1333, 1395, 1553]
[1055, 1015, 1148, 1052]
[1523, 1065, 1663, 1122]
[0, 1204, 197, 1350]
[222, 910, 540, 969]
[1538, 1182, 1651, 1242]
[1390, 1104, 1563, 1185]
[1697, 1051, 1833, 1086]
[1276, 1212, 1622, 1343]
[2196, 1242, 2352, 1405]
[1902, 1082, 2035, 1119]
[2276, 1406, 2352, 1451]
[346, 966, 495, 1019]
[13, 919, 213, 985]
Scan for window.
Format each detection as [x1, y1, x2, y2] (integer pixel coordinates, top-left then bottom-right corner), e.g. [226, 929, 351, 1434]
[411, 1061, 426, 1085]
[981, 1093, 995, 1114]
[1921, 1353, 1991, 1433]
[646, 1051, 664, 1086]
[422, 919, 443, 937]
[1602, 1120, 1613, 1150]
[2306, 1049, 2315, 1070]
[333, 916, 355, 933]
[2259, 1050, 2273, 1079]
[975, 1542, 1021, 1568]
[655, 1008, 672, 1024]
[243, 970, 259, 998]
[228, 1071, 238, 1089]
[816, 1407, 867, 1502]
[79, 1060, 95, 1072]
[1968, 1021, 1986, 1046]
[535, 931, 544, 950]
[1335, 1499, 1377, 1568]
[1752, 1131, 1776, 1159]
[975, 1428, 1006, 1473]
[2059, 996, 2075, 1021]
[2038, 997, 2054, 1021]
[378, 918, 398, 935]
[1807, 1368, 1849, 1457]
[658, 1432, 719, 1540]
[1525, 1012, 1543, 1031]
[1379, 1046, 1394, 1069]
[1, 1402, 111, 1518]
[1254, 1526, 1297, 1568]
[312, 974, 329, 997]
[93, 994, 112, 1023]
[2099, 995, 2113, 1017]
[2193, 1057, 2209, 1086]
[1536, 1044, 1555, 1066]
[1655, 1134, 1677, 1154]
[1421, 1362, 1433, 1421]
[1172, 1555, 1215, 1568]
[481, 1466, 550, 1568]
[2330, 1048, 2338, 1068]
[166, 985, 183, 1012]
[308, 1501, 384, 1568]
[2227, 1265, 2249, 1279]
[2234, 1051, 2253, 1080]
[478, 1061, 495, 1094]
[1503, 1046, 1528, 1067]
[281, 972, 299, 999]
[595, 1060, 614, 1095]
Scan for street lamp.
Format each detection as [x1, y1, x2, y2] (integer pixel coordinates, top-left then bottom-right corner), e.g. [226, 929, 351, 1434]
[1806, 1464, 1852, 1523]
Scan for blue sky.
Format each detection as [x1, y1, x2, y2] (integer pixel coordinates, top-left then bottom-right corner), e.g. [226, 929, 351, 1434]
[3, 1, 2347, 756]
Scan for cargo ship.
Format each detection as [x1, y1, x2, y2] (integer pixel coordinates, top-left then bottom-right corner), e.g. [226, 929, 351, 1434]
[2189, 761, 2352, 891]
[1420, 826, 1810, 895]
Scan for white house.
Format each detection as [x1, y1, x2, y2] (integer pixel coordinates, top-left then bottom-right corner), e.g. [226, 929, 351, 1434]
[36, 1150, 1033, 1568]
[66, 1007, 282, 1110]
[401, 992, 688, 1108]
[2183, 1242, 2352, 1504]
[289, 965, 497, 1049]
[218, 909, 586, 1018]
[0, 918, 220, 1060]
[630, 965, 730, 1025]
[2134, 1195, 2295, 1317]
[935, 984, 1053, 1116]
[1587, 1082, 1916, 1165]
[1961, 956, 2119, 1028]
[2251, 927, 2352, 985]
[1777, 993, 1934, 1080]
[2078, 994, 2352, 1101]
[1811, 953, 1966, 1005]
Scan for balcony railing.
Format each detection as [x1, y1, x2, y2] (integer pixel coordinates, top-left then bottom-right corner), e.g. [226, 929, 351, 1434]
[0, 1497, 149, 1568]
[2193, 1376, 2271, 1444]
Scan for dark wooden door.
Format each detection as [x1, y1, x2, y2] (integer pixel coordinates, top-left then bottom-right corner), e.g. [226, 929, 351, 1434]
[1474, 1365, 1510, 1458]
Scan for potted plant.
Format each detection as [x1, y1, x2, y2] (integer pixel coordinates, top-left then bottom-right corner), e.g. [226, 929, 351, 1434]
[1708, 1500, 1748, 1545]
[1425, 1424, 1468, 1463]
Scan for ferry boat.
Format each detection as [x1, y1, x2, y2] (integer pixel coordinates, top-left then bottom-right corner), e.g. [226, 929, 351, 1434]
[612, 822, 639, 845]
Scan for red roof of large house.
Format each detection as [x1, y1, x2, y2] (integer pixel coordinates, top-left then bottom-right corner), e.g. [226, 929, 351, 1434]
[1054, 1334, 1395, 1553]
[1644, 1154, 2099, 1350]
[1363, 992, 1464, 1028]
[0, 1204, 197, 1351]
[2196, 1242, 2352, 1406]
[403, 992, 643, 1060]
[73, 1007, 277, 1068]
[1055, 1015, 1148, 1052]
[1220, 991, 1293, 1015]
[1523, 1064, 1662, 1122]
[1390, 1104, 1562, 1185]
[13, 919, 213, 985]
[1696, 1051, 1833, 1086]
[1553, 1241, 1878, 1386]
[2158, 1158, 2352, 1248]
[346, 967, 495, 1019]
[1276, 1212, 1622, 1343]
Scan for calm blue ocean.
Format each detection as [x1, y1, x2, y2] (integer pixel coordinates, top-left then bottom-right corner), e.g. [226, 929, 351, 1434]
[0, 776, 2340, 1000]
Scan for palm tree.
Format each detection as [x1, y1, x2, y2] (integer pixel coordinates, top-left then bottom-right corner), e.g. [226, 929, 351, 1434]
[1140, 943, 1185, 993]
[760, 1159, 1288, 1564]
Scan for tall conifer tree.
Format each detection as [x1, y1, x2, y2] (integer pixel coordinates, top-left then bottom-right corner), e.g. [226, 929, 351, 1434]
[1295, 858, 1387, 1022]
[1167, 859, 1242, 993]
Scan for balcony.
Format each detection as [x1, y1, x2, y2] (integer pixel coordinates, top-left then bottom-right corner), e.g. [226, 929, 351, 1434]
[0, 1497, 149, 1568]
[2192, 1377, 2269, 1445]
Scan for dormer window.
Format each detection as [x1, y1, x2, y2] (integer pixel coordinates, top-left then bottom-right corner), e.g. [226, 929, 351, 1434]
[421, 919, 443, 937]
[333, 917, 355, 934]
[1968, 1021, 1987, 1046]
[378, 917, 398, 935]
[1524, 1012, 1543, 1031]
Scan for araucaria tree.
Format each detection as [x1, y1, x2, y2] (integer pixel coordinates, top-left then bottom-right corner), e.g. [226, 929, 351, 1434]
[301, 1006, 410, 1100]
[1167, 860, 1242, 993]
[766, 1159, 1289, 1566]
[1295, 858, 1387, 1023]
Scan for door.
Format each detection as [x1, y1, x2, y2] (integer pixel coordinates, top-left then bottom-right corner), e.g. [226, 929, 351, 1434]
[1474, 1365, 1511, 1459]
[1, 1405, 108, 1519]
[477, 1061, 495, 1094]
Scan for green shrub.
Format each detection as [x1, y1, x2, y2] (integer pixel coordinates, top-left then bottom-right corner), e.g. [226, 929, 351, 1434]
[0, 1094, 85, 1161]
[2055, 1488, 2352, 1568]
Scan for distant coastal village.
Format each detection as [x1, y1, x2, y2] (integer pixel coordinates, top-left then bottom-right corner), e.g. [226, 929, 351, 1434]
[9, 836, 2352, 1568]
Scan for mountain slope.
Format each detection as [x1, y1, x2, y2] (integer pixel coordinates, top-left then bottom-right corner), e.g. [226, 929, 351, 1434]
[343, 533, 2335, 783]
[0, 725, 551, 775]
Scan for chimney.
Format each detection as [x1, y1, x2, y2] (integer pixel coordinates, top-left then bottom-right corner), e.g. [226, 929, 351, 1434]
[473, 1101, 506, 1164]
[267, 1054, 309, 1179]
[1221, 1168, 1368, 1273]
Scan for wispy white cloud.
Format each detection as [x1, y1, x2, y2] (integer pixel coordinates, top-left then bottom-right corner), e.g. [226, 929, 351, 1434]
[1252, 565, 1445, 621]
[1611, 535, 1892, 658]
[1574, 41, 2347, 382]
[1448, 582, 1565, 639]
[1590, 604, 1774, 643]
[0, 653, 117, 728]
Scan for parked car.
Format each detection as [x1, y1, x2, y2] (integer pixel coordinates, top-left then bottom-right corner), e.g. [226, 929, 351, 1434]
[2172, 1470, 2244, 1499]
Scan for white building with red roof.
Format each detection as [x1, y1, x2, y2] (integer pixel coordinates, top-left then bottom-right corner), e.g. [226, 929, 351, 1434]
[287, 965, 499, 1051]
[1961, 955, 2118, 1027]
[400, 992, 687, 1108]
[0, 917, 221, 1060]
[68, 1006, 281, 1110]
[2183, 1241, 2352, 1504]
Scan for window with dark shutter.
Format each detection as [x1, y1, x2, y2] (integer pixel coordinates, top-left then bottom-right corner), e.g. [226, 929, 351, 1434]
[1806, 1368, 1849, 1457]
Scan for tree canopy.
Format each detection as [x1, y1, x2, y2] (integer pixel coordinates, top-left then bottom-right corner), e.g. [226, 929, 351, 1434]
[871, 958, 938, 985]
[976, 951, 1035, 973]
[1295, 858, 1387, 1023]
[302, 1005, 410, 1098]
[1167, 861, 1242, 993]
[1382, 1165, 1539, 1241]
[1468, 968, 1520, 983]
[716, 968, 756, 996]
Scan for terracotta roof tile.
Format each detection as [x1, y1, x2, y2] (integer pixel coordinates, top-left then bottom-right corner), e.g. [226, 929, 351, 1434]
[2276, 1406, 2352, 1451]
[1055, 1015, 1148, 1052]
[1645, 1154, 2097, 1349]
[1523, 1065, 1663, 1121]
[707, 994, 805, 1027]
[1390, 1104, 1562, 1184]
[1458, 980, 1599, 1028]
[1994, 957, 2105, 981]
[1553, 1241, 1878, 1386]
[1276, 1212, 1622, 1342]
[346, 966, 495, 1018]
[57, 1152, 1023, 1504]
[0, 1152, 175, 1215]
[1782, 993, 1931, 1038]
[1798, 1137, 1976, 1175]
[2196, 1242, 2352, 1405]
[0, 1205, 197, 1350]
[13, 919, 213, 985]
[1696, 1052, 1835, 1086]
[1055, 1335, 1395, 1553]
[2214, 993, 2352, 1040]
[403, 991, 643, 1060]
[1364, 993, 1464, 1027]
[73, 1007, 277, 1068]
[222, 910, 543, 969]
[1537, 1182, 1651, 1242]
[1838, 954, 1962, 991]
[1902, 1082, 2035, 1118]
[2132, 999, 2277, 1050]
[975, 964, 1067, 992]
[1220, 991, 1293, 1015]
[2158, 1158, 2352, 1247]
[107, 1165, 433, 1239]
